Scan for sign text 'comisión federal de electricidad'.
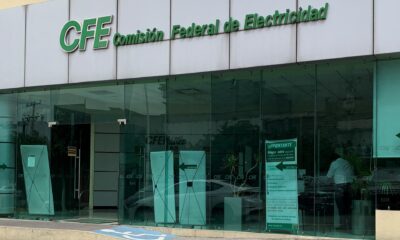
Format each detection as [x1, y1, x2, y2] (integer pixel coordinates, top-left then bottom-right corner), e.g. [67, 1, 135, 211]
[60, 3, 329, 53]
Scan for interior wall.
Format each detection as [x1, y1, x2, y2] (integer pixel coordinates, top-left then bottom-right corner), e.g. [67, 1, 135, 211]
[93, 123, 120, 207]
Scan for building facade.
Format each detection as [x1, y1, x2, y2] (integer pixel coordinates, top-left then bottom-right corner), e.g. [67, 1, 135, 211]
[1, 0, 400, 239]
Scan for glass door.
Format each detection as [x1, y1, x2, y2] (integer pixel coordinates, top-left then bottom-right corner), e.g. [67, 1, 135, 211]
[51, 84, 124, 223]
[119, 80, 167, 225]
[50, 120, 91, 219]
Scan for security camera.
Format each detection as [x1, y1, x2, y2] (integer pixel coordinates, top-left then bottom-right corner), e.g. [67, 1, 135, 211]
[117, 119, 127, 126]
[48, 121, 58, 128]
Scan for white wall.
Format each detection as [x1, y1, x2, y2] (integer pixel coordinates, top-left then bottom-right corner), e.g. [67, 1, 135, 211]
[170, 0, 230, 75]
[0, 0, 399, 89]
[93, 123, 120, 207]
[374, 0, 400, 55]
[69, 0, 117, 83]
[25, 0, 69, 87]
[117, 0, 170, 79]
[230, 0, 297, 69]
[0, 7, 25, 89]
[298, 0, 373, 62]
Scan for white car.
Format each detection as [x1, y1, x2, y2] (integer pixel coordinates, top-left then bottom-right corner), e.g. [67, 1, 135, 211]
[124, 179, 263, 226]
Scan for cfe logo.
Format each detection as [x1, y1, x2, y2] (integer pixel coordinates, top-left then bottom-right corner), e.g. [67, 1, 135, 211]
[59, 15, 113, 53]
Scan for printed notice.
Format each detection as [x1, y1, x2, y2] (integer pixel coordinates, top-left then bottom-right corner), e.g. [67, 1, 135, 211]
[27, 156, 36, 168]
[265, 139, 298, 233]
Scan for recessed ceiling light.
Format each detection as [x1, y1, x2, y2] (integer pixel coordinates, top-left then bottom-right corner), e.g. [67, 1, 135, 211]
[89, 90, 115, 95]
[176, 88, 201, 95]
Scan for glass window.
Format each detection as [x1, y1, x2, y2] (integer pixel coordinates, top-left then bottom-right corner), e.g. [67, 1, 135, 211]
[262, 65, 316, 234]
[316, 60, 374, 237]
[211, 70, 261, 232]
[375, 59, 400, 212]
[0, 58, 379, 239]
[0, 93, 17, 217]
[50, 84, 125, 219]
[120, 79, 167, 225]
[166, 74, 211, 228]
[16, 90, 53, 218]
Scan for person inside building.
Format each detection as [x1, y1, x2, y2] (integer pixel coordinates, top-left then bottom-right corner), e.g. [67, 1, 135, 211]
[326, 152, 354, 231]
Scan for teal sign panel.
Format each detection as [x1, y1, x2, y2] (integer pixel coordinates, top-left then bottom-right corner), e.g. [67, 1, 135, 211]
[0, 96, 16, 214]
[179, 151, 206, 226]
[150, 151, 176, 224]
[20, 145, 54, 215]
[265, 139, 298, 233]
[0, 143, 15, 214]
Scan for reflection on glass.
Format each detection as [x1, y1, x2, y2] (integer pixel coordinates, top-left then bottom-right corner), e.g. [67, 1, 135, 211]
[317, 61, 374, 237]
[150, 151, 176, 224]
[121, 79, 167, 225]
[212, 71, 261, 232]
[16, 91, 51, 218]
[262, 65, 315, 234]
[51, 84, 123, 219]
[375, 60, 400, 227]
[0, 94, 16, 215]
[51, 84, 124, 125]
[0, 59, 378, 239]
[167, 75, 212, 227]
[179, 151, 206, 226]
[20, 145, 54, 215]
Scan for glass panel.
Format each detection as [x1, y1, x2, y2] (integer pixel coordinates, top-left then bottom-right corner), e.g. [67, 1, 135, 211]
[51, 83, 124, 125]
[167, 74, 211, 228]
[120, 79, 167, 225]
[16, 90, 52, 219]
[375, 59, 400, 157]
[375, 59, 400, 211]
[0, 57, 378, 239]
[48, 123, 91, 219]
[316, 60, 374, 238]
[0, 93, 17, 217]
[261, 65, 316, 235]
[211, 71, 261, 232]
[20, 145, 54, 215]
[51, 83, 124, 221]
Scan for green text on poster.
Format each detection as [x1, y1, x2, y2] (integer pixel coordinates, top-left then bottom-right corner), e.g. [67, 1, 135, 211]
[265, 139, 298, 233]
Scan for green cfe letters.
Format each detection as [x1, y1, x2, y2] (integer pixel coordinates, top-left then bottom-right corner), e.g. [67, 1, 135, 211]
[60, 16, 113, 53]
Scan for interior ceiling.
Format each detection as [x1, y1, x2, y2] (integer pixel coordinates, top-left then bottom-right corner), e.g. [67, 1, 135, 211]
[0, 0, 47, 10]
[17, 64, 372, 119]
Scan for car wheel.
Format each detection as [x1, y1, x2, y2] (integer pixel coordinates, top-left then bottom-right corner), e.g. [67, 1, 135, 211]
[211, 205, 224, 229]
[134, 207, 154, 224]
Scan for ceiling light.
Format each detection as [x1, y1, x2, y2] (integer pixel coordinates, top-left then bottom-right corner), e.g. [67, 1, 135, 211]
[176, 88, 201, 95]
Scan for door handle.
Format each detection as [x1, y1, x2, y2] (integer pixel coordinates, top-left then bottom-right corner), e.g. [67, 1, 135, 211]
[73, 149, 81, 200]
[77, 149, 81, 200]
[74, 155, 77, 199]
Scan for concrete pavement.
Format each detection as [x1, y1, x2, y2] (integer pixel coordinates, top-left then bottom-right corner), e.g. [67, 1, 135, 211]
[0, 218, 356, 240]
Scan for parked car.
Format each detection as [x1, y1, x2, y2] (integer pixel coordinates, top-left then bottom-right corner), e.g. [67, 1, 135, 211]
[124, 179, 263, 225]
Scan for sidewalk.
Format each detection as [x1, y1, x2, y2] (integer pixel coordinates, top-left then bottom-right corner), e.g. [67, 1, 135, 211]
[0, 218, 355, 240]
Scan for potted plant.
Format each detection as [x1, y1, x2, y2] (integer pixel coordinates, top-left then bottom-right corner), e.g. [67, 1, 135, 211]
[223, 152, 259, 231]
